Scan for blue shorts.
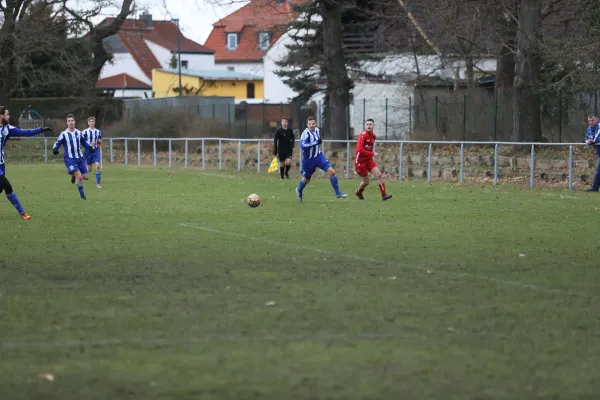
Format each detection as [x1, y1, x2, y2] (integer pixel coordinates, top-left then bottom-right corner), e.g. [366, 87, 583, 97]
[301, 153, 331, 179]
[0, 164, 5, 176]
[85, 149, 101, 165]
[64, 158, 88, 175]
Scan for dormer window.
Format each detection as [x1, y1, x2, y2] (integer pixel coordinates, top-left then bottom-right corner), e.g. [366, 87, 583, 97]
[258, 31, 270, 50]
[227, 33, 238, 50]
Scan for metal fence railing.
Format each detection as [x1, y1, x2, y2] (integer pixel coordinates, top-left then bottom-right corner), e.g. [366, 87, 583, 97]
[12, 137, 598, 191]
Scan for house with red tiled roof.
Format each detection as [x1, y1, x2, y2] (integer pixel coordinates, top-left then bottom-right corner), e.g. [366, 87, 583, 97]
[97, 13, 215, 98]
[203, 0, 300, 103]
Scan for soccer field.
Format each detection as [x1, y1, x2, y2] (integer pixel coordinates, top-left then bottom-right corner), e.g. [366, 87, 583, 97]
[2, 164, 600, 399]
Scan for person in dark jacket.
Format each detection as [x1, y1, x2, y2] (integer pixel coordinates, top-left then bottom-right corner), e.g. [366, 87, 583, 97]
[585, 114, 600, 192]
[273, 117, 295, 179]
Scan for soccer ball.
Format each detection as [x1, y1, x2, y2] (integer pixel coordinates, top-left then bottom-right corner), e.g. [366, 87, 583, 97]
[247, 193, 261, 208]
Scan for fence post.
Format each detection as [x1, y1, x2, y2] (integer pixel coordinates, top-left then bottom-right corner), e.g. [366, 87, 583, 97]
[493, 143, 498, 184]
[399, 142, 403, 181]
[568, 144, 573, 191]
[185, 139, 188, 168]
[153, 140, 156, 168]
[346, 141, 350, 178]
[385, 97, 388, 140]
[228, 103, 231, 136]
[124, 138, 128, 165]
[462, 95, 467, 141]
[110, 138, 113, 163]
[137, 139, 141, 167]
[434, 95, 438, 130]
[244, 104, 248, 138]
[261, 103, 265, 133]
[257, 141, 261, 174]
[202, 139, 206, 169]
[530, 144, 535, 188]
[168, 139, 172, 168]
[321, 142, 325, 177]
[427, 143, 432, 184]
[238, 140, 242, 172]
[362, 98, 365, 126]
[44, 138, 48, 163]
[218, 139, 222, 170]
[460, 143, 464, 184]
[408, 97, 412, 139]
[558, 91, 562, 142]
[493, 89, 498, 141]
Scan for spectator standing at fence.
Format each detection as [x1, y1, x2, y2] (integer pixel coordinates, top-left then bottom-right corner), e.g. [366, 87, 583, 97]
[273, 117, 295, 179]
[0, 106, 51, 219]
[585, 114, 600, 192]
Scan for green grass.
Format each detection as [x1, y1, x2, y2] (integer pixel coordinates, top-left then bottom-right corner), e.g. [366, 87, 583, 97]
[2, 164, 600, 399]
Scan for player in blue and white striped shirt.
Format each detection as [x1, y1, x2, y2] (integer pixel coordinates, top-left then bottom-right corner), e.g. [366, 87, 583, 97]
[295, 116, 347, 202]
[52, 114, 95, 200]
[0, 106, 51, 219]
[82, 116, 102, 188]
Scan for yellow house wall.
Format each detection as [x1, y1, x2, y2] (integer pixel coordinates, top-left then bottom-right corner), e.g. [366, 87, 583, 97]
[152, 70, 264, 99]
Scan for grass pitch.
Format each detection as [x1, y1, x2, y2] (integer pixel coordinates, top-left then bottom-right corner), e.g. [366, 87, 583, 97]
[2, 164, 600, 399]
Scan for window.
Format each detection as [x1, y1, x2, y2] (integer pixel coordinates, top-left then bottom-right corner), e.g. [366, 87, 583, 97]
[227, 33, 238, 50]
[258, 31, 270, 50]
[246, 83, 255, 99]
[181, 60, 188, 69]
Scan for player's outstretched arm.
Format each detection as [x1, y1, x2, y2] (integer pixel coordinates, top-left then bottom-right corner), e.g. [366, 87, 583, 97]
[7, 125, 51, 137]
[98, 131, 102, 146]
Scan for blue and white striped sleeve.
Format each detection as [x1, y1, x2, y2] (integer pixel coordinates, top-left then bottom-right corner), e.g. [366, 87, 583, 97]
[52, 132, 65, 151]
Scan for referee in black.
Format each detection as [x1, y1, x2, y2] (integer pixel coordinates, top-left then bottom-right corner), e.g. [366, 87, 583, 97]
[273, 117, 295, 179]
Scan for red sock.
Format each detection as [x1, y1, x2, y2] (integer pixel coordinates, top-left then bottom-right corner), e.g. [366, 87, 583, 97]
[378, 183, 386, 195]
[357, 185, 365, 195]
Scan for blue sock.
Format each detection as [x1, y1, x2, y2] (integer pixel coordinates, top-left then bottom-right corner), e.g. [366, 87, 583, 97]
[96, 171, 101, 185]
[6, 192, 24, 214]
[297, 179, 307, 192]
[76, 183, 85, 199]
[329, 176, 341, 195]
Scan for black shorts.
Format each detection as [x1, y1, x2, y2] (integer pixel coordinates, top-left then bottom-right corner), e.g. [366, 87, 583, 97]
[278, 153, 292, 162]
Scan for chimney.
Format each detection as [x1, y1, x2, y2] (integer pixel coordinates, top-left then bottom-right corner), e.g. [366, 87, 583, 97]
[140, 12, 152, 29]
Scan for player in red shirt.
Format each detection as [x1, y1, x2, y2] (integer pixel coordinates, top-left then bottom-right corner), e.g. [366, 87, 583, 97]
[354, 118, 392, 200]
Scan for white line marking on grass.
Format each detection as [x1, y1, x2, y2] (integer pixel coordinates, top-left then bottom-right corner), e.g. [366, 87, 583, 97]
[541, 193, 582, 200]
[180, 223, 589, 298]
[197, 172, 239, 179]
[0, 330, 468, 351]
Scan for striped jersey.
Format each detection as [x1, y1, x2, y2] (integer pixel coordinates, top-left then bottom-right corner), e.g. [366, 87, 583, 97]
[82, 128, 102, 146]
[53, 129, 88, 159]
[1, 124, 44, 165]
[300, 128, 322, 160]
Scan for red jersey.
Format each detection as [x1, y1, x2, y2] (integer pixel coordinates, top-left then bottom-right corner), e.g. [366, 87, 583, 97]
[355, 130, 376, 162]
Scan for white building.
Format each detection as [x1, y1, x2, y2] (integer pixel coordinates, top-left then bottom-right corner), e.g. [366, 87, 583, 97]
[96, 13, 216, 98]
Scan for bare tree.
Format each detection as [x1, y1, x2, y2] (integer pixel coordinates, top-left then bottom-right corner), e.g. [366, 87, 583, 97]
[61, 0, 135, 90]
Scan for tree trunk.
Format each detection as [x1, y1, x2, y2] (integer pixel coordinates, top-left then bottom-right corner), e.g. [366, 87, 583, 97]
[321, 0, 351, 142]
[0, 16, 16, 109]
[493, 0, 517, 140]
[512, 0, 542, 142]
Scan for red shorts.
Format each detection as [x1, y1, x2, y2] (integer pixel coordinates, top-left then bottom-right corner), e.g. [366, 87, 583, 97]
[355, 158, 377, 177]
